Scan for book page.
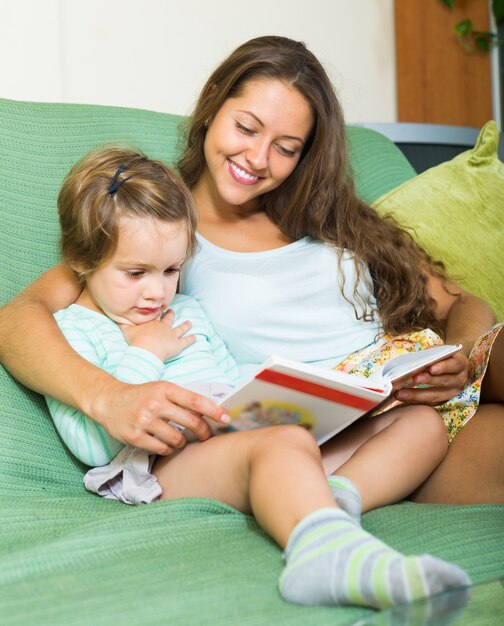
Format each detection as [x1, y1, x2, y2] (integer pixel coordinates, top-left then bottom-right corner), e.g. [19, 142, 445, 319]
[381, 344, 462, 388]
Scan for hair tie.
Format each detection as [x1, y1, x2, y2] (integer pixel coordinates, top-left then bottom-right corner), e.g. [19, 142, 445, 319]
[108, 164, 132, 196]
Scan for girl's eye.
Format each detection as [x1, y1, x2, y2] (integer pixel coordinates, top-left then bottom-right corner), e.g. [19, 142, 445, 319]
[235, 121, 255, 136]
[164, 267, 181, 275]
[126, 270, 144, 278]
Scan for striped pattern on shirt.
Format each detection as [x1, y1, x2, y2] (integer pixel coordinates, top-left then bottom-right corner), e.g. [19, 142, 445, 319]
[46, 294, 240, 467]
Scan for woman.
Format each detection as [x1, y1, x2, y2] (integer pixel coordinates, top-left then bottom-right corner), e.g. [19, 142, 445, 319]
[0, 36, 502, 506]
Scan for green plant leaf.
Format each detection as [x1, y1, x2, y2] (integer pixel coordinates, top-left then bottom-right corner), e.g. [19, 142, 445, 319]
[475, 35, 491, 51]
[493, 0, 504, 22]
[441, 0, 455, 9]
[454, 19, 473, 36]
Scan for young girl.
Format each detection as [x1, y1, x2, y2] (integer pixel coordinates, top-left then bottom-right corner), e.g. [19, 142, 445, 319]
[47, 146, 239, 495]
[44, 146, 470, 609]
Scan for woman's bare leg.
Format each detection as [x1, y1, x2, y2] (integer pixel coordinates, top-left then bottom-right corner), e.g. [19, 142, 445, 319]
[410, 404, 504, 504]
[412, 327, 504, 504]
[479, 326, 504, 403]
[321, 405, 448, 512]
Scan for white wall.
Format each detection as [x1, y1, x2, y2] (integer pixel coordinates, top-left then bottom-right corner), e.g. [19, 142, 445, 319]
[0, 0, 397, 123]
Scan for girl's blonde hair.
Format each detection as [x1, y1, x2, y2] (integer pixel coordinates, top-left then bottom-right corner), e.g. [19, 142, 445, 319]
[178, 35, 453, 336]
[58, 147, 197, 279]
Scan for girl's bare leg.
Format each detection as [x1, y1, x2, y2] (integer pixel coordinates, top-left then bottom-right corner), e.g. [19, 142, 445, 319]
[153, 424, 335, 547]
[321, 405, 448, 512]
[153, 420, 469, 609]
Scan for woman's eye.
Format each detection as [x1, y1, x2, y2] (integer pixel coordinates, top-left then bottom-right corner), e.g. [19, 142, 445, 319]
[277, 144, 296, 158]
[235, 121, 255, 136]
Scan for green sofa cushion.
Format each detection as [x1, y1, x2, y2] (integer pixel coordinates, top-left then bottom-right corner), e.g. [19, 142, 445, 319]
[0, 97, 502, 625]
[372, 121, 504, 321]
[347, 125, 417, 204]
[0, 495, 501, 625]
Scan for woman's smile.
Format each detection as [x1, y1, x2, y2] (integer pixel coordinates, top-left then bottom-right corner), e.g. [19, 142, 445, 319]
[227, 159, 262, 185]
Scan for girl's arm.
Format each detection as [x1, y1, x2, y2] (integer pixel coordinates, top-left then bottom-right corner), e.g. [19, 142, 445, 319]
[395, 273, 496, 405]
[47, 315, 180, 466]
[0, 265, 228, 453]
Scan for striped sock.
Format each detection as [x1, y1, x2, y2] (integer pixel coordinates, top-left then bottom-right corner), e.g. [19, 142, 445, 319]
[327, 475, 362, 522]
[279, 508, 471, 609]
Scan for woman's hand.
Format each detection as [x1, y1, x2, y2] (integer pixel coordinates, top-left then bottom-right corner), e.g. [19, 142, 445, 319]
[120, 310, 195, 362]
[90, 377, 230, 456]
[395, 350, 470, 405]
[399, 272, 496, 406]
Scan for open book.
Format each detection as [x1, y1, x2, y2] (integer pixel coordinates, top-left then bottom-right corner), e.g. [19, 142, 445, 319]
[214, 344, 462, 445]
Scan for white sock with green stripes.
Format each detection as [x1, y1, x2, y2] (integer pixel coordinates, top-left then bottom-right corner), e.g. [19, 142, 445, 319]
[279, 508, 471, 609]
[327, 475, 362, 522]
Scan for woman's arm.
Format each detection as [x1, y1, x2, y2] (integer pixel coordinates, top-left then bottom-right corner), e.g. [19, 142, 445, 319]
[427, 274, 496, 354]
[0, 264, 83, 396]
[0, 265, 229, 453]
[395, 273, 496, 405]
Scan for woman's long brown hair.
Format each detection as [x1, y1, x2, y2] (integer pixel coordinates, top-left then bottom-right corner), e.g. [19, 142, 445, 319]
[178, 36, 451, 337]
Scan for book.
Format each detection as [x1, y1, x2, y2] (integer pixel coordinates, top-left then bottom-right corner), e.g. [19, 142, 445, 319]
[214, 344, 462, 445]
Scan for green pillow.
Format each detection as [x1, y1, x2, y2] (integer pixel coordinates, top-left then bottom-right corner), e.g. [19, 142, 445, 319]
[372, 121, 504, 321]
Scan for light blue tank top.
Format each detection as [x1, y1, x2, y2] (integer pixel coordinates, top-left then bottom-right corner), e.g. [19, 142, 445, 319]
[180, 234, 382, 377]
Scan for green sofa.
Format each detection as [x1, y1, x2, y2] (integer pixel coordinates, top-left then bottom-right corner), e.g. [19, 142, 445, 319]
[0, 97, 502, 626]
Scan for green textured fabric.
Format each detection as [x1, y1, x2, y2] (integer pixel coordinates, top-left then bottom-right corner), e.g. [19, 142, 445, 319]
[347, 126, 417, 204]
[0, 491, 502, 625]
[0, 97, 184, 304]
[372, 120, 504, 321]
[0, 97, 503, 625]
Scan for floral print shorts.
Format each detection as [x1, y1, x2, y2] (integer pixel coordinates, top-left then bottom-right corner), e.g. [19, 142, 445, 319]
[334, 323, 503, 443]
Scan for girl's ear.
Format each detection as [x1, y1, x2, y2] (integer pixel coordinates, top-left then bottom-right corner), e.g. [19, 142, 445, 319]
[67, 260, 83, 273]
[66, 261, 87, 282]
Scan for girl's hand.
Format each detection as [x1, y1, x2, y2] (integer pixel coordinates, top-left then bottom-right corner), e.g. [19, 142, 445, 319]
[91, 377, 230, 456]
[395, 350, 470, 405]
[120, 309, 195, 362]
